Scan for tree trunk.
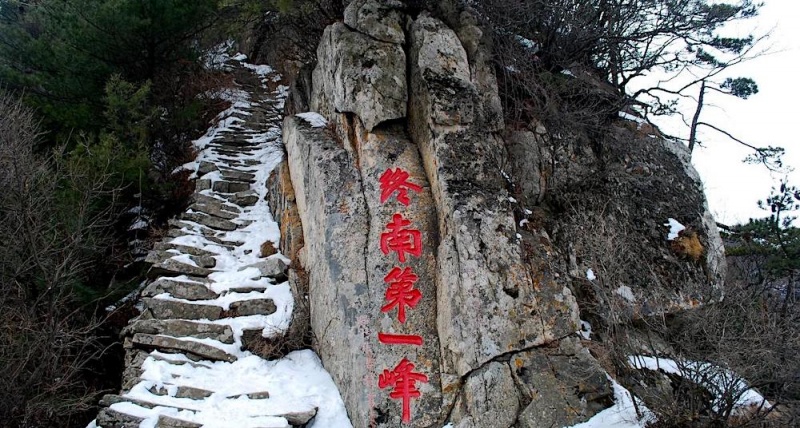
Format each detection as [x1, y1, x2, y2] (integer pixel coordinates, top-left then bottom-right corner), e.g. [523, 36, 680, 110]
[688, 80, 706, 154]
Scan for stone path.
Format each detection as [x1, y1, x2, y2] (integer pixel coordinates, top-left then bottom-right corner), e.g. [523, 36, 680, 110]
[91, 56, 350, 428]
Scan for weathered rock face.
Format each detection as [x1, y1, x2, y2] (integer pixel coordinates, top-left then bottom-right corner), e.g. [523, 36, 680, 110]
[344, 0, 406, 44]
[407, 12, 579, 379]
[311, 21, 407, 132]
[271, 1, 726, 426]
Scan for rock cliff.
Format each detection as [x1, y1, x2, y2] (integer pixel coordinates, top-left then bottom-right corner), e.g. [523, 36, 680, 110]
[269, 1, 726, 427]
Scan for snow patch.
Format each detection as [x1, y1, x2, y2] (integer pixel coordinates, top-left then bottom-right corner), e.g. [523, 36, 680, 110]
[296, 112, 328, 128]
[566, 376, 655, 428]
[614, 285, 636, 302]
[514, 35, 539, 53]
[129, 218, 149, 231]
[629, 356, 771, 414]
[128, 350, 352, 428]
[664, 218, 686, 240]
[618, 111, 646, 124]
[586, 268, 596, 281]
[579, 320, 592, 340]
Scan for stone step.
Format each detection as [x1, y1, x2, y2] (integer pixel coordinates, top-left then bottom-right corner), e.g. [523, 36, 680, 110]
[124, 319, 234, 344]
[210, 140, 260, 150]
[149, 384, 215, 400]
[192, 191, 242, 209]
[281, 408, 318, 426]
[218, 167, 257, 183]
[100, 395, 227, 428]
[148, 258, 214, 279]
[157, 415, 203, 428]
[190, 194, 241, 219]
[242, 259, 288, 279]
[167, 218, 212, 234]
[167, 228, 241, 248]
[228, 112, 252, 121]
[212, 180, 251, 194]
[149, 351, 213, 370]
[153, 241, 219, 258]
[142, 277, 219, 301]
[189, 202, 238, 220]
[215, 158, 261, 168]
[146, 251, 216, 269]
[200, 234, 242, 248]
[100, 394, 192, 413]
[102, 394, 314, 427]
[96, 406, 144, 428]
[228, 298, 277, 317]
[143, 298, 223, 320]
[212, 137, 260, 147]
[227, 284, 270, 294]
[195, 178, 212, 192]
[217, 189, 260, 206]
[211, 148, 258, 158]
[164, 230, 235, 251]
[182, 211, 238, 231]
[197, 160, 218, 175]
[163, 226, 238, 249]
[237, 219, 256, 228]
[151, 385, 271, 401]
[129, 333, 236, 363]
[143, 296, 277, 320]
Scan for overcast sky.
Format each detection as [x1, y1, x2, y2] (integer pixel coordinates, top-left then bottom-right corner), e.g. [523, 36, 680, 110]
[667, 1, 800, 225]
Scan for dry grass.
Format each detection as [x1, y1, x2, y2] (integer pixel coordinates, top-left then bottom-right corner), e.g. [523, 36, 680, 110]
[259, 240, 278, 258]
[671, 230, 705, 262]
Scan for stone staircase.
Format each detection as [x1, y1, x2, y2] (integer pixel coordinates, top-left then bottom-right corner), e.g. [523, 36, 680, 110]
[90, 56, 350, 428]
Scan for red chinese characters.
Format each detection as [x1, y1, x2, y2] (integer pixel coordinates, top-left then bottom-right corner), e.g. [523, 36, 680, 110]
[376, 167, 428, 424]
[378, 358, 429, 423]
[378, 332, 423, 346]
[379, 168, 422, 206]
[381, 267, 422, 323]
[380, 213, 422, 263]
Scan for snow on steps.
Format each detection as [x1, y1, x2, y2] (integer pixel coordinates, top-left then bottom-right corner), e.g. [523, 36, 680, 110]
[90, 55, 351, 428]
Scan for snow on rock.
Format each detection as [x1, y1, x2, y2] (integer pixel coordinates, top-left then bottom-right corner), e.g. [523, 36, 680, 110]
[296, 112, 328, 128]
[514, 34, 539, 52]
[664, 217, 686, 240]
[628, 355, 771, 414]
[618, 111, 646, 124]
[120, 350, 352, 428]
[566, 376, 655, 428]
[578, 320, 592, 340]
[614, 285, 636, 302]
[128, 218, 149, 231]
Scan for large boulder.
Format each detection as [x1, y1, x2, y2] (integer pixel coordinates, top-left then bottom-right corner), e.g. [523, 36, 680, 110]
[344, 0, 406, 44]
[311, 22, 407, 131]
